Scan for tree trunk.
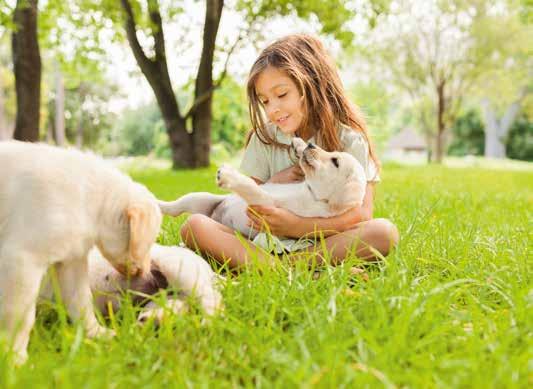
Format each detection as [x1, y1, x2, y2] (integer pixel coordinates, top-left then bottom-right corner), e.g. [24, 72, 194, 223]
[435, 80, 446, 163]
[0, 75, 11, 140]
[12, 0, 41, 142]
[481, 96, 524, 159]
[167, 118, 195, 168]
[54, 63, 66, 146]
[46, 120, 53, 143]
[192, 0, 224, 167]
[75, 111, 83, 148]
[120, 0, 194, 168]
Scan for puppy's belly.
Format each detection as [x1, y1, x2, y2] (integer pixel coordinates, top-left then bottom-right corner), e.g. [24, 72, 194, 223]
[211, 195, 257, 239]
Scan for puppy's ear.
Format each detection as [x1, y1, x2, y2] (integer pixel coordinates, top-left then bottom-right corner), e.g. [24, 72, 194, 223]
[127, 205, 156, 276]
[328, 181, 366, 214]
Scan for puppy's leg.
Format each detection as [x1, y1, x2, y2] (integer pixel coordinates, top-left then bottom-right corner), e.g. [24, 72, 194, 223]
[150, 246, 223, 315]
[137, 299, 188, 325]
[54, 259, 115, 339]
[0, 255, 46, 365]
[158, 193, 228, 217]
[217, 165, 275, 206]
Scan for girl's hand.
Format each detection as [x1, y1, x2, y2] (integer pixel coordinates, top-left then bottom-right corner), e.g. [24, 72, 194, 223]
[267, 165, 304, 184]
[246, 205, 302, 238]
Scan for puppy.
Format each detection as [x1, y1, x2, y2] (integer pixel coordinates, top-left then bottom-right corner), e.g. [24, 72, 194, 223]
[158, 137, 367, 239]
[87, 243, 223, 322]
[0, 141, 162, 364]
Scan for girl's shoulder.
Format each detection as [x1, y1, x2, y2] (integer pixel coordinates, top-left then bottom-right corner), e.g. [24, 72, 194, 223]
[338, 124, 369, 150]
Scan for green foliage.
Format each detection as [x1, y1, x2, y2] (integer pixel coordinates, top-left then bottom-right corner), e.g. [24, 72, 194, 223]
[105, 76, 250, 157]
[448, 109, 532, 161]
[448, 110, 485, 157]
[236, 0, 364, 47]
[506, 114, 533, 161]
[211, 77, 249, 152]
[349, 81, 397, 150]
[107, 102, 166, 156]
[2, 164, 531, 387]
[45, 81, 120, 148]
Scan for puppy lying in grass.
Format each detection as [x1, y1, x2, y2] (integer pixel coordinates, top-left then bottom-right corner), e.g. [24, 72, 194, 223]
[86, 243, 223, 322]
[159, 137, 367, 239]
[0, 141, 162, 365]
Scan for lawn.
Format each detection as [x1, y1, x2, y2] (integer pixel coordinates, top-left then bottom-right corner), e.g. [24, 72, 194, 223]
[1, 162, 531, 388]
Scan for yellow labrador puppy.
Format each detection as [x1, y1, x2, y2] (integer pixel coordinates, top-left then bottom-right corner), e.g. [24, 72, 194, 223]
[159, 137, 367, 238]
[0, 141, 162, 364]
[87, 243, 223, 322]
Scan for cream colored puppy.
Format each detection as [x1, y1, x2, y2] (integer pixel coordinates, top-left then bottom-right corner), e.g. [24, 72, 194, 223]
[159, 137, 367, 238]
[0, 141, 162, 364]
[87, 243, 223, 322]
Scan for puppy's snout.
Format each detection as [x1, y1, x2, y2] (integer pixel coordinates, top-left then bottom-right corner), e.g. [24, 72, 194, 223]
[306, 142, 316, 149]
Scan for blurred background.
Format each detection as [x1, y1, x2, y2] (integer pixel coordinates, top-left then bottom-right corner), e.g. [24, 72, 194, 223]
[0, 0, 531, 169]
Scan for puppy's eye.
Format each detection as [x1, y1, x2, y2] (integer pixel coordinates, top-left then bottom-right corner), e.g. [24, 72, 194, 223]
[331, 157, 339, 168]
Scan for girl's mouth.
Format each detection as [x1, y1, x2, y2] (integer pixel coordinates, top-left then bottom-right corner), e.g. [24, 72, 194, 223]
[277, 115, 290, 125]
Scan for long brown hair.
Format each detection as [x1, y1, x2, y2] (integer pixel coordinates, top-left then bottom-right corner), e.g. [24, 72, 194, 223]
[246, 34, 379, 167]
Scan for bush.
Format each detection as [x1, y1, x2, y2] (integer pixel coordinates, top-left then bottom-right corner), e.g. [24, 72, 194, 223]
[506, 114, 533, 161]
[448, 110, 485, 156]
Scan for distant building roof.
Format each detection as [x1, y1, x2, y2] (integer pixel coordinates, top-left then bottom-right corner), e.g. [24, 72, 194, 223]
[388, 128, 427, 150]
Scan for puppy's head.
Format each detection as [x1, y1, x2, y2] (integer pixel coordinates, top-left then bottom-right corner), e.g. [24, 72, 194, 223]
[291, 137, 367, 214]
[98, 183, 162, 277]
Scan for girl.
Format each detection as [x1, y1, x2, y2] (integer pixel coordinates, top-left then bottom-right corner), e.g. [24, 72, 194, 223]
[180, 34, 399, 268]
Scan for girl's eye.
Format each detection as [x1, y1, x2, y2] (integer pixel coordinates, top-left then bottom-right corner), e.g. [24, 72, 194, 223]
[260, 100, 269, 105]
[331, 157, 339, 168]
[278, 93, 287, 98]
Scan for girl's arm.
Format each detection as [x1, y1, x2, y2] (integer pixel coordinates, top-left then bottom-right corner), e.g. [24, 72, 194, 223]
[247, 184, 375, 238]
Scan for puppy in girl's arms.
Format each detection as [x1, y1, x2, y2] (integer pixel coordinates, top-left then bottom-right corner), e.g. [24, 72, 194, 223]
[158, 137, 367, 240]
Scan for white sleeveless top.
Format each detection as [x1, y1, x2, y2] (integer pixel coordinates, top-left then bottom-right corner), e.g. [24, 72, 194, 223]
[240, 123, 379, 183]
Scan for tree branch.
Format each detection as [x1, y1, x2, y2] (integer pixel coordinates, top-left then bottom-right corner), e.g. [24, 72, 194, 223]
[184, 10, 252, 120]
[148, 0, 166, 62]
[120, 0, 154, 72]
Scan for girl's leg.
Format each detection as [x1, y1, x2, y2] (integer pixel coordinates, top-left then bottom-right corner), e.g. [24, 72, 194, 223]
[299, 218, 399, 264]
[180, 214, 274, 269]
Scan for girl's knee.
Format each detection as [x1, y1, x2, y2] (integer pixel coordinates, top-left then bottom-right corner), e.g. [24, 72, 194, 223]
[179, 214, 210, 245]
[368, 218, 399, 256]
[375, 218, 399, 246]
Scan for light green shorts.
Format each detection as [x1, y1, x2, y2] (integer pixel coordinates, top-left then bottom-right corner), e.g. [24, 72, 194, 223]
[252, 233, 315, 254]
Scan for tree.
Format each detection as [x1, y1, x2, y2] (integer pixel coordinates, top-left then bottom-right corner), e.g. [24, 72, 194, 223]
[12, 0, 41, 142]
[448, 109, 485, 156]
[481, 88, 528, 158]
[86, 0, 363, 168]
[468, 1, 531, 158]
[355, 0, 517, 162]
[506, 113, 533, 161]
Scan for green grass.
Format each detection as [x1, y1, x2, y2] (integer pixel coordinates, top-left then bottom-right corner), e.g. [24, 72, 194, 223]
[1, 163, 532, 388]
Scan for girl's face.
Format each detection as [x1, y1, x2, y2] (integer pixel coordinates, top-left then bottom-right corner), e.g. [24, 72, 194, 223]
[255, 66, 304, 135]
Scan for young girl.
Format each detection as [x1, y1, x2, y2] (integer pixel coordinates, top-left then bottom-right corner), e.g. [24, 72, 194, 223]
[180, 34, 399, 268]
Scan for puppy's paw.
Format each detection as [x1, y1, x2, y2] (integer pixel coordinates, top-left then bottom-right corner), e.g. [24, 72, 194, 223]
[13, 349, 29, 366]
[86, 325, 115, 340]
[138, 300, 188, 325]
[216, 165, 241, 190]
[291, 137, 307, 158]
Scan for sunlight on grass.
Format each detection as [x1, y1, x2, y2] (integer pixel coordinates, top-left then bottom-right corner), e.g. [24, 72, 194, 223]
[2, 163, 531, 388]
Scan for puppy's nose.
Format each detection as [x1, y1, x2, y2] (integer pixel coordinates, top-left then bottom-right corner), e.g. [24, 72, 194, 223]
[307, 142, 316, 149]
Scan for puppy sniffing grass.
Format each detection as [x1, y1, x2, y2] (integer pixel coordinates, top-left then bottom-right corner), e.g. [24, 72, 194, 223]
[0, 141, 162, 364]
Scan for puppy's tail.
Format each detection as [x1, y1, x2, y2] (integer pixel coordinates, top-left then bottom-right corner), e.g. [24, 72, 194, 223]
[158, 192, 228, 217]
